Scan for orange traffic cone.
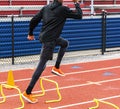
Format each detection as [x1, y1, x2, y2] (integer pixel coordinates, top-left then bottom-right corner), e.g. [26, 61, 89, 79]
[4, 70, 17, 89]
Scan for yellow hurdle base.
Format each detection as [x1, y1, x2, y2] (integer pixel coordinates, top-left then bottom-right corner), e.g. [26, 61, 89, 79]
[88, 98, 119, 109]
[33, 77, 62, 103]
[0, 84, 24, 109]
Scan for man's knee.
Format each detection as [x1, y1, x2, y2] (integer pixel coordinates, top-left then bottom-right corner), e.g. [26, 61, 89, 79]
[62, 40, 69, 48]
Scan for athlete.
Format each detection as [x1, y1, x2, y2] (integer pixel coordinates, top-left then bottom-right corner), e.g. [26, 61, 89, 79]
[22, 0, 83, 103]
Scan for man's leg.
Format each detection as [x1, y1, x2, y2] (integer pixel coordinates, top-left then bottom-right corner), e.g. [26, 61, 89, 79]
[22, 41, 55, 103]
[22, 57, 48, 103]
[26, 57, 48, 94]
[52, 37, 69, 76]
[55, 37, 69, 68]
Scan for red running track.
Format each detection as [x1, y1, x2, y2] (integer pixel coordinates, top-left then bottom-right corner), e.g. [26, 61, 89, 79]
[0, 58, 120, 109]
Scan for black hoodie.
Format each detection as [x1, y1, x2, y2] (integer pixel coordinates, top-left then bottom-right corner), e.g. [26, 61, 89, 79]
[29, 0, 83, 43]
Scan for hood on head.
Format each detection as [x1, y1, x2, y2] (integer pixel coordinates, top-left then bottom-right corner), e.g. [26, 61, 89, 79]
[54, 0, 58, 2]
[50, 0, 62, 10]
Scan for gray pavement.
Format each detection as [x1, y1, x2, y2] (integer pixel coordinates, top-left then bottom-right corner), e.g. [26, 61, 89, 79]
[0, 49, 120, 72]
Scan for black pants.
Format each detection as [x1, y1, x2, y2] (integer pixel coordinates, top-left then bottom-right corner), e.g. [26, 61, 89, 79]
[26, 37, 69, 94]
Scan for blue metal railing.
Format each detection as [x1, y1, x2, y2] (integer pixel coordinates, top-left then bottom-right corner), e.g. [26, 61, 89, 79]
[0, 12, 120, 64]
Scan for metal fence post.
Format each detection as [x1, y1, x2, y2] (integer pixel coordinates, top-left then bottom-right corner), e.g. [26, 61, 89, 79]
[9, 0, 12, 5]
[91, 0, 94, 15]
[11, 15, 15, 65]
[101, 10, 107, 55]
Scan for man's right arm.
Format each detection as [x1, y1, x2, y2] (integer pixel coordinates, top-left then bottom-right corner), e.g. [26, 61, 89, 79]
[28, 8, 43, 36]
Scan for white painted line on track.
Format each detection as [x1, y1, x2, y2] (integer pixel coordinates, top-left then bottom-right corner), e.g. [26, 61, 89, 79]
[49, 95, 120, 109]
[1, 77, 120, 99]
[65, 65, 120, 76]
[0, 65, 120, 84]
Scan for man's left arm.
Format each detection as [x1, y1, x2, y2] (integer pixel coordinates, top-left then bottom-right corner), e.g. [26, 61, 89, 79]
[64, 1, 83, 19]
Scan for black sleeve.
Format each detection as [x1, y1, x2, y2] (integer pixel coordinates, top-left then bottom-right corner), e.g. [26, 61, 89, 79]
[28, 8, 43, 35]
[64, 2, 83, 19]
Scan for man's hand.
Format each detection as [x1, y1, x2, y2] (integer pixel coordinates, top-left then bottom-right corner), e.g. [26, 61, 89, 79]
[27, 35, 35, 40]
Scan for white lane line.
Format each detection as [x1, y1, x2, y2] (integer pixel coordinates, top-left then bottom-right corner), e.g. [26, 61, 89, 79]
[1, 77, 120, 99]
[65, 65, 120, 76]
[50, 95, 120, 109]
[0, 65, 120, 84]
